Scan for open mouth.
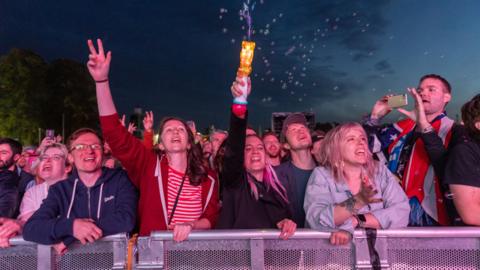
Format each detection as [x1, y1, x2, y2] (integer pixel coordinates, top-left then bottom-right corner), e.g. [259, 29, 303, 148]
[171, 137, 182, 143]
[355, 149, 366, 156]
[250, 156, 261, 162]
[83, 157, 96, 162]
[42, 165, 52, 171]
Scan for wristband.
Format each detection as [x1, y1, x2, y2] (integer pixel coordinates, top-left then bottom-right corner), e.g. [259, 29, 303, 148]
[95, 78, 109, 83]
[421, 125, 434, 134]
[233, 99, 248, 105]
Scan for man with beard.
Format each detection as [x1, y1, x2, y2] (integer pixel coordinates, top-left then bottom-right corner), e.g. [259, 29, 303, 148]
[275, 113, 316, 228]
[0, 138, 34, 218]
[0, 143, 72, 248]
[363, 74, 465, 226]
[262, 132, 282, 166]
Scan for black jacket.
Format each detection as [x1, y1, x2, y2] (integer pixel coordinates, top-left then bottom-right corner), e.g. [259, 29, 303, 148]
[0, 170, 19, 218]
[216, 112, 292, 229]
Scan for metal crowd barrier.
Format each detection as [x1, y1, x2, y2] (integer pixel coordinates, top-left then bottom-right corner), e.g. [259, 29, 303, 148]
[136, 227, 480, 270]
[1, 228, 480, 269]
[0, 233, 127, 270]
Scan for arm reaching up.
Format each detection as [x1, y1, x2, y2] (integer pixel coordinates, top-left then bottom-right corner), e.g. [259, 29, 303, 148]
[86, 38, 117, 116]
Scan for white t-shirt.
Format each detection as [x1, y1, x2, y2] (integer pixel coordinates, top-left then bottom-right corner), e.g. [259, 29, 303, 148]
[18, 182, 49, 222]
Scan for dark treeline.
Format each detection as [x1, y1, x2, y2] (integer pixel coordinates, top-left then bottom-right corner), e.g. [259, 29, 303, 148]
[0, 49, 98, 145]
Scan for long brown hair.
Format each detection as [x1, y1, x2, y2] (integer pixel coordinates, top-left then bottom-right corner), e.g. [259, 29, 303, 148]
[157, 117, 207, 186]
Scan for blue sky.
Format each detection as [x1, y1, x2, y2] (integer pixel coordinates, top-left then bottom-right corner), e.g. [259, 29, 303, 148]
[1, 0, 479, 130]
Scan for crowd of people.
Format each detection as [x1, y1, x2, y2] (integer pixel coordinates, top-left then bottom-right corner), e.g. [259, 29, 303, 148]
[0, 38, 479, 252]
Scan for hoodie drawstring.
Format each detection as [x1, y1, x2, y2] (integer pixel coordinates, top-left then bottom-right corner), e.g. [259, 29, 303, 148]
[97, 183, 104, 219]
[67, 179, 79, 219]
[67, 179, 104, 220]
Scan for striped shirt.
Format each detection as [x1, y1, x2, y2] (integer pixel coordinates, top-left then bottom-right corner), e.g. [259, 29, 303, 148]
[166, 167, 203, 224]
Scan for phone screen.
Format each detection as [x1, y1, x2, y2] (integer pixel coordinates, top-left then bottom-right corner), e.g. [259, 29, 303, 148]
[388, 94, 408, 108]
[46, 129, 55, 139]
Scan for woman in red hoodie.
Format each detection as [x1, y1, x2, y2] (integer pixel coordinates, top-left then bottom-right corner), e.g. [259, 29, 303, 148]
[87, 39, 220, 242]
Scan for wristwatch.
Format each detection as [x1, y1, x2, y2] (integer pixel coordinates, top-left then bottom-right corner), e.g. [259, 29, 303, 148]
[421, 125, 435, 134]
[355, 214, 366, 228]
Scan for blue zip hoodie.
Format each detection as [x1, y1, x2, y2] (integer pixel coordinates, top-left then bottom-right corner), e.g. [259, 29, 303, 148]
[23, 167, 138, 246]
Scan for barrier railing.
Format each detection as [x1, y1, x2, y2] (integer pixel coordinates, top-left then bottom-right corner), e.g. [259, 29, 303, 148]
[1, 228, 480, 269]
[0, 233, 127, 270]
[136, 227, 480, 270]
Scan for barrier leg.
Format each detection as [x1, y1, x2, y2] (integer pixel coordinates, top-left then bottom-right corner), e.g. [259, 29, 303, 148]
[250, 239, 264, 270]
[37, 245, 52, 270]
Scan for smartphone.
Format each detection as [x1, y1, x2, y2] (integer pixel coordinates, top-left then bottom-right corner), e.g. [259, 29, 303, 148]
[388, 94, 408, 108]
[46, 129, 55, 140]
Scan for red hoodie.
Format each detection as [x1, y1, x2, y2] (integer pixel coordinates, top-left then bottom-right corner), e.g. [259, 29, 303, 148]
[100, 113, 220, 236]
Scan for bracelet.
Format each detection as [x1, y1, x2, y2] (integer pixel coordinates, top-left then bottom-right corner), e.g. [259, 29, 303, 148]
[233, 100, 248, 105]
[95, 78, 109, 83]
[421, 125, 434, 134]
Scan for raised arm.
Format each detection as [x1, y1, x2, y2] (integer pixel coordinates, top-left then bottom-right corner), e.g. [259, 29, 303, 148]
[220, 77, 251, 188]
[87, 39, 153, 187]
[87, 39, 116, 116]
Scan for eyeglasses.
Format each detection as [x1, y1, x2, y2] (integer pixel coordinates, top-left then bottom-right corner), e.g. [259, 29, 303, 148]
[70, 144, 102, 152]
[39, 154, 65, 162]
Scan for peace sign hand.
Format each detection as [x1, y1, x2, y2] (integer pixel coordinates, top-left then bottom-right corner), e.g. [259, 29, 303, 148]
[87, 39, 111, 82]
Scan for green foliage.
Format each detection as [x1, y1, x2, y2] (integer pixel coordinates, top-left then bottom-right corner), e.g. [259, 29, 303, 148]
[0, 49, 98, 145]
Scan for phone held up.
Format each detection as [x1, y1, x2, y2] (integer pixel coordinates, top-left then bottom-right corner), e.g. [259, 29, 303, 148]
[46, 129, 55, 140]
[387, 94, 408, 108]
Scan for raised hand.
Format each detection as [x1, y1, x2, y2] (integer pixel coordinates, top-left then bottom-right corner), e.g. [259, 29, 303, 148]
[87, 39, 111, 82]
[127, 123, 137, 134]
[397, 88, 430, 129]
[37, 136, 56, 153]
[370, 95, 393, 120]
[143, 111, 154, 132]
[230, 76, 251, 99]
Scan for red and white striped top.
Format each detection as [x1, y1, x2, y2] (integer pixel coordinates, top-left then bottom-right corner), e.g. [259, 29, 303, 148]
[166, 167, 203, 224]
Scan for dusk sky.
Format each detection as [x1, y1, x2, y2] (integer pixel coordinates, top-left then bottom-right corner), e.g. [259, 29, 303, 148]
[1, 0, 479, 130]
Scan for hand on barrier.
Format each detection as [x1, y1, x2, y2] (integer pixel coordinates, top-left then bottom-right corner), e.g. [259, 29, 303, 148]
[73, 218, 103, 245]
[87, 39, 111, 83]
[168, 222, 194, 242]
[330, 230, 351, 245]
[53, 242, 68, 255]
[0, 218, 22, 247]
[0, 237, 10, 248]
[276, 219, 296, 240]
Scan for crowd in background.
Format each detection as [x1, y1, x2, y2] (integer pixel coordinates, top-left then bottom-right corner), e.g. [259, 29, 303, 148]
[0, 38, 479, 252]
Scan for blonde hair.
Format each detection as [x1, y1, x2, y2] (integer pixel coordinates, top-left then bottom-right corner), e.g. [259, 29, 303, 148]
[319, 122, 376, 182]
